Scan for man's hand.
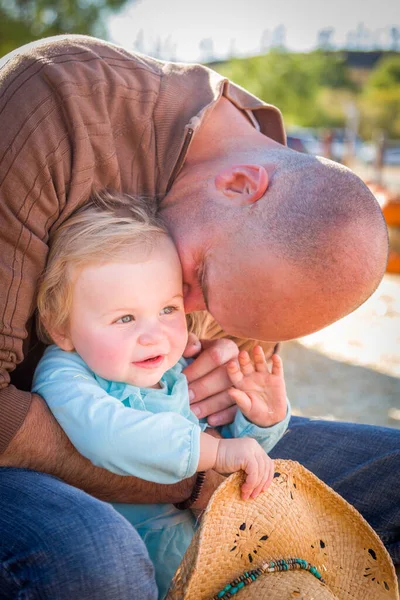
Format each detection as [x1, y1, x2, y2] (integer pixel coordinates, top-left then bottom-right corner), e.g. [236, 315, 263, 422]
[227, 347, 287, 427]
[183, 337, 239, 426]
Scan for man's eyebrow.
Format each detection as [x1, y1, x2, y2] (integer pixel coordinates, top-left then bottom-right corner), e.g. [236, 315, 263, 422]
[197, 260, 210, 311]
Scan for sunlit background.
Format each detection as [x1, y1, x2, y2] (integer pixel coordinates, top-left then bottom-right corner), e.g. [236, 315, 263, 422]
[1, 0, 399, 427]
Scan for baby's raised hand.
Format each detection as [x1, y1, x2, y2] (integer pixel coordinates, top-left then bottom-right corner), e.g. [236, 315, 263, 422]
[227, 346, 287, 427]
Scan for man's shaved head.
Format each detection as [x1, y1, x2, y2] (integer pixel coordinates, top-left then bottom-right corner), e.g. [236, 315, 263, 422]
[259, 149, 386, 275]
[251, 149, 387, 307]
[162, 135, 388, 342]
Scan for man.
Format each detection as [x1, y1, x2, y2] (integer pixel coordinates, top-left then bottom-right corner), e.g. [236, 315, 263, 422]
[0, 35, 398, 599]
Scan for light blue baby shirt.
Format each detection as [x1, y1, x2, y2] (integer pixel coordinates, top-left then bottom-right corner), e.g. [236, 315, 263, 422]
[32, 344, 291, 599]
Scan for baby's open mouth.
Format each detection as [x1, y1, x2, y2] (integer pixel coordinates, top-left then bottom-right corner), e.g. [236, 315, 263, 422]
[132, 355, 164, 368]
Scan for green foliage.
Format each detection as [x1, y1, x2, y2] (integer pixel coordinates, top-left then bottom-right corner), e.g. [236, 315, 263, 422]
[213, 50, 355, 129]
[0, 0, 129, 57]
[213, 50, 400, 139]
[360, 56, 400, 138]
[360, 88, 400, 138]
[367, 55, 400, 89]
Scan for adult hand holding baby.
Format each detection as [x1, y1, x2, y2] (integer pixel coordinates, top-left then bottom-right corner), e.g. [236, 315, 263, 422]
[183, 335, 240, 426]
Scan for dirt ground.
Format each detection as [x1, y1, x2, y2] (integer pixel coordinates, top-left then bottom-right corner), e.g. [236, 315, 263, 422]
[279, 273, 400, 429]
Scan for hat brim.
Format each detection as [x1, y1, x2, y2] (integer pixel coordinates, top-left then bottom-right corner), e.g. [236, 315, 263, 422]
[167, 460, 398, 600]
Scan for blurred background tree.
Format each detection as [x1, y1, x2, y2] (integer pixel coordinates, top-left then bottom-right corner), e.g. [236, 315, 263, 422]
[0, 0, 130, 57]
[213, 50, 400, 141]
[214, 50, 355, 129]
[360, 56, 400, 139]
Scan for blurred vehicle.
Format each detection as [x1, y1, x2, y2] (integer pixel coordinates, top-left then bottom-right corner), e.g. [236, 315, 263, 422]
[384, 144, 400, 166]
[357, 142, 376, 164]
[328, 129, 364, 163]
[357, 141, 400, 166]
[286, 135, 309, 153]
[286, 127, 400, 166]
[287, 127, 322, 155]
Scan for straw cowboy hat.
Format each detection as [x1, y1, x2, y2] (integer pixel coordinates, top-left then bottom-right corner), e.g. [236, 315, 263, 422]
[167, 460, 398, 600]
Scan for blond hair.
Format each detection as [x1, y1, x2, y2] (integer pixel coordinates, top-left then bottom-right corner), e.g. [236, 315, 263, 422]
[37, 190, 168, 344]
[37, 190, 274, 358]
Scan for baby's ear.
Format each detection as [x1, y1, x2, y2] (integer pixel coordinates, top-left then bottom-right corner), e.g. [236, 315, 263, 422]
[46, 323, 74, 352]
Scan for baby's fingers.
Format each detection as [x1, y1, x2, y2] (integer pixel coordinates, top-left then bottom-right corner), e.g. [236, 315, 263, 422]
[227, 360, 244, 386]
[250, 454, 273, 499]
[228, 387, 252, 415]
[241, 460, 259, 501]
[271, 354, 284, 377]
[238, 351, 254, 376]
[253, 345, 268, 373]
[262, 458, 275, 493]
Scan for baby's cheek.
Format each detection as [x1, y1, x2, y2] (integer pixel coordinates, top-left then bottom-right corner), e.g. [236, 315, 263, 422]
[169, 321, 189, 358]
[87, 335, 127, 378]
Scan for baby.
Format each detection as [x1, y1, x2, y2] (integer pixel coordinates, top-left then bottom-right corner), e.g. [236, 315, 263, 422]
[33, 191, 290, 598]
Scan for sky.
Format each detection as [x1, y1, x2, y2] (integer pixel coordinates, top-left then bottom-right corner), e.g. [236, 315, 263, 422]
[108, 0, 400, 62]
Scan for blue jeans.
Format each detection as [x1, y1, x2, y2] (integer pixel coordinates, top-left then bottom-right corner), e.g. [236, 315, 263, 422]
[269, 417, 400, 564]
[1, 418, 399, 599]
[0, 468, 158, 599]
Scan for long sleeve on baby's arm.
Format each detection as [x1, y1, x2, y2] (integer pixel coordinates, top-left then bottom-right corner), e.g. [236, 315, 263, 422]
[179, 355, 290, 453]
[219, 399, 291, 453]
[32, 346, 201, 484]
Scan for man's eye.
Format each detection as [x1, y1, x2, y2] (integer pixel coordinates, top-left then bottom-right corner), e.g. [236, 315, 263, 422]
[116, 315, 134, 324]
[160, 306, 176, 315]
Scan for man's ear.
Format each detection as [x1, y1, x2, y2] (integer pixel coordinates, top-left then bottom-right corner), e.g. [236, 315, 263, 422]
[214, 164, 269, 205]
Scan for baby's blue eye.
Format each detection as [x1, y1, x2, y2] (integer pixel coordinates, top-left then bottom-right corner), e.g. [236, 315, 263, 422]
[160, 306, 176, 315]
[116, 315, 134, 324]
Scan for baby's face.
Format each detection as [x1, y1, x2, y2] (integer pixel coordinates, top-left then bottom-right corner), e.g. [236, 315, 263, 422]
[64, 236, 188, 387]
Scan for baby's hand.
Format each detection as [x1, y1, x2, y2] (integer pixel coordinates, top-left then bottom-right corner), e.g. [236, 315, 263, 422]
[227, 347, 287, 427]
[214, 438, 274, 500]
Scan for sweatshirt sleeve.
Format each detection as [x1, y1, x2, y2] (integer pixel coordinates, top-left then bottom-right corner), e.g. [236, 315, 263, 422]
[0, 36, 162, 454]
[32, 347, 201, 484]
[219, 398, 291, 454]
[0, 53, 60, 454]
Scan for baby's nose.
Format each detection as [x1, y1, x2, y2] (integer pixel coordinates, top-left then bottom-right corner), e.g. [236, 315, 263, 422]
[138, 327, 165, 346]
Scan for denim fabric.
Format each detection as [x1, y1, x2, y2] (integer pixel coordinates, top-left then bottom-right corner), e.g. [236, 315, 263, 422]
[1, 419, 399, 600]
[0, 468, 158, 599]
[269, 416, 400, 564]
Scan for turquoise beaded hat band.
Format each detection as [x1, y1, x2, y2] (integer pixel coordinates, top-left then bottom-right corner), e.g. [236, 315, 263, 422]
[213, 558, 325, 599]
